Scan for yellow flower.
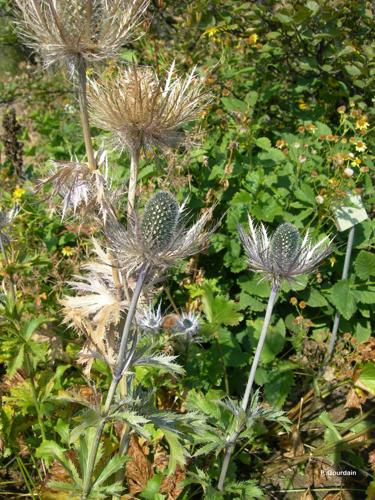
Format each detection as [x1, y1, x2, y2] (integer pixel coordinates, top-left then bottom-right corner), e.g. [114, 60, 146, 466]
[298, 100, 310, 110]
[290, 297, 298, 306]
[276, 139, 286, 149]
[355, 140, 367, 152]
[337, 105, 346, 114]
[299, 301, 306, 309]
[62, 246, 74, 257]
[351, 158, 362, 167]
[247, 33, 258, 45]
[12, 187, 26, 202]
[329, 256, 336, 267]
[355, 116, 369, 131]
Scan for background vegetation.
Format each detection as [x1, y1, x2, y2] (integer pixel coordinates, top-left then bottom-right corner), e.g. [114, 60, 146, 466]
[0, 0, 374, 498]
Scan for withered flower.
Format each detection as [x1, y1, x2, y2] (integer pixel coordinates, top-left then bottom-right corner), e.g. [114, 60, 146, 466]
[40, 150, 116, 222]
[15, 0, 149, 70]
[88, 62, 210, 154]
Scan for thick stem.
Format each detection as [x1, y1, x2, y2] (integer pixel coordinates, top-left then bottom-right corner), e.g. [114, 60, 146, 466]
[127, 149, 140, 218]
[325, 225, 355, 365]
[81, 265, 148, 499]
[76, 57, 96, 171]
[217, 284, 279, 492]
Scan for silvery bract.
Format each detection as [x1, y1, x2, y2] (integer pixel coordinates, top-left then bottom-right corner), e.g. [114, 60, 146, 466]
[107, 191, 214, 280]
[238, 216, 332, 286]
[137, 302, 163, 333]
[0, 205, 20, 245]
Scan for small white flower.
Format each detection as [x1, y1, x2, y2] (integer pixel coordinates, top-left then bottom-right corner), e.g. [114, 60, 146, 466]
[343, 167, 354, 178]
[315, 195, 324, 205]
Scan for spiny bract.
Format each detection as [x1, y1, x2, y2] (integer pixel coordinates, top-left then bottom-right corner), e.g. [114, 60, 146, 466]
[141, 191, 179, 251]
[270, 223, 301, 266]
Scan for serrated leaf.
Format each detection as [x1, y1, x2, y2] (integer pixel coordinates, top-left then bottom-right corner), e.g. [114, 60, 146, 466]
[255, 137, 272, 150]
[163, 430, 188, 474]
[92, 455, 126, 489]
[356, 363, 375, 395]
[354, 251, 375, 280]
[327, 280, 357, 320]
[134, 354, 184, 375]
[7, 344, 24, 377]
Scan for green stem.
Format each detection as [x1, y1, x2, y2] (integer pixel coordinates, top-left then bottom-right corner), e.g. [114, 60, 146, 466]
[25, 352, 46, 442]
[324, 225, 355, 365]
[217, 284, 279, 492]
[76, 57, 96, 171]
[0, 237, 16, 303]
[81, 264, 148, 499]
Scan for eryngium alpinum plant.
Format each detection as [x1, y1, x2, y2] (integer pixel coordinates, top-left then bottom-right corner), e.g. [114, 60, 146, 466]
[107, 190, 214, 280]
[217, 218, 332, 491]
[88, 62, 210, 153]
[14, 0, 150, 69]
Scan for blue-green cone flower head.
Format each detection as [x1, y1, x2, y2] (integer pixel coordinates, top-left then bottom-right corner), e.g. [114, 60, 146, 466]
[238, 216, 332, 286]
[141, 191, 180, 251]
[270, 223, 302, 268]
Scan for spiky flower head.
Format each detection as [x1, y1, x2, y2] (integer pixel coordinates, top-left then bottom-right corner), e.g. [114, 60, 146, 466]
[141, 191, 179, 251]
[137, 302, 163, 333]
[0, 205, 19, 246]
[106, 191, 214, 281]
[39, 151, 116, 222]
[14, 0, 149, 71]
[88, 62, 210, 153]
[238, 216, 332, 286]
[174, 311, 200, 338]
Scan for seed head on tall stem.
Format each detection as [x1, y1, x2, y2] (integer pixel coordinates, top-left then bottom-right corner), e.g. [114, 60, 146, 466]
[88, 63, 210, 216]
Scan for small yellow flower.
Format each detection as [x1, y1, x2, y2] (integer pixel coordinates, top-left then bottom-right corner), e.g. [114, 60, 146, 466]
[62, 246, 74, 257]
[355, 140, 367, 152]
[337, 105, 346, 114]
[351, 158, 361, 167]
[329, 256, 337, 267]
[290, 297, 298, 306]
[355, 116, 369, 131]
[299, 301, 306, 309]
[298, 100, 310, 110]
[306, 123, 317, 132]
[12, 187, 26, 202]
[276, 139, 286, 149]
[247, 33, 258, 45]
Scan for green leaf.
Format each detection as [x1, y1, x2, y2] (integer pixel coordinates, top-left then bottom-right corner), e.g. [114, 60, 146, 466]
[163, 430, 188, 474]
[255, 137, 272, 150]
[221, 96, 247, 113]
[327, 280, 357, 320]
[140, 475, 163, 500]
[200, 283, 243, 326]
[307, 288, 329, 308]
[354, 251, 375, 280]
[357, 362, 375, 395]
[7, 344, 24, 377]
[23, 317, 49, 340]
[352, 287, 375, 304]
[92, 455, 126, 489]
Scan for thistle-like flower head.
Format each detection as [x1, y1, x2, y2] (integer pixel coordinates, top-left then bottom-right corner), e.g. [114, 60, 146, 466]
[39, 151, 116, 222]
[174, 311, 200, 338]
[15, 0, 149, 70]
[137, 301, 163, 333]
[88, 62, 210, 153]
[0, 205, 20, 246]
[107, 190, 214, 281]
[238, 216, 332, 286]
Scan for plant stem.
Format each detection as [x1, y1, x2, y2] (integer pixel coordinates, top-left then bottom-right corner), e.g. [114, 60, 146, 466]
[217, 284, 279, 492]
[24, 352, 46, 442]
[76, 57, 96, 171]
[81, 264, 148, 499]
[0, 237, 16, 303]
[127, 148, 140, 218]
[324, 225, 355, 365]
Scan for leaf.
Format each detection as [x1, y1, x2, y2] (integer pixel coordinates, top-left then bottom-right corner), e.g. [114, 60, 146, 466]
[327, 280, 357, 320]
[139, 475, 163, 500]
[356, 363, 375, 395]
[354, 251, 375, 280]
[23, 317, 49, 340]
[200, 283, 243, 326]
[352, 287, 375, 304]
[93, 455, 126, 489]
[134, 354, 184, 375]
[36, 441, 81, 485]
[221, 96, 247, 113]
[7, 344, 24, 377]
[307, 288, 329, 308]
[163, 430, 188, 474]
[255, 137, 272, 150]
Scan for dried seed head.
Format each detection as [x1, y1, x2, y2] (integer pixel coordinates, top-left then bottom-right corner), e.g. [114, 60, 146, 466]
[270, 223, 301, 268]
[141, 191, 179, 251]
[88, 62, 210, 153]
[14, 0, 150, 71]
